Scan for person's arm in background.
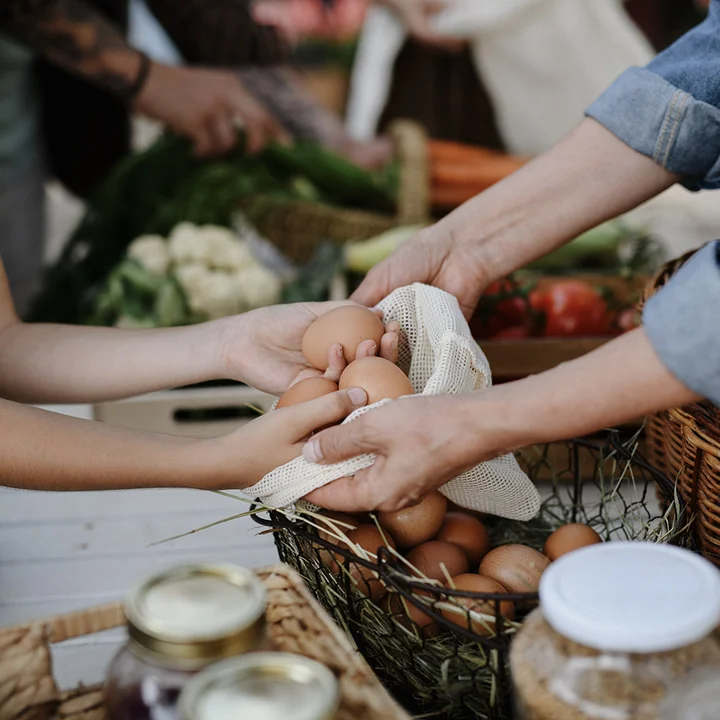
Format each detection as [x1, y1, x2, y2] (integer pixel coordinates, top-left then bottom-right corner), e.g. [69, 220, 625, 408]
[353, 3, 720, 316]
[237, 67, 393, 169]
[2, 0, 286, 155]
[145, 0, 392, 169]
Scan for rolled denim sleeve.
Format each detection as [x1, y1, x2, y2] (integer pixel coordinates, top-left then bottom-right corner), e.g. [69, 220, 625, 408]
[586, 3, 720, 190]
[643, 241, 720, 405]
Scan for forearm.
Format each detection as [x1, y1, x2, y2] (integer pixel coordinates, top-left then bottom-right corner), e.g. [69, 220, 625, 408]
[474, 328, 699, 454]
[4, 0, 144, 98]
[0, 318, 232, 404]
[0, 399, 209, 491]
[441, 119, 679, 285]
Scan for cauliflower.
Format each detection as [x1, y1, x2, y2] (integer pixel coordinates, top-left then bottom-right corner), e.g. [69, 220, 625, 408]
[232, 264, 282, 310]
[200, 225, 254, 271]
[168, 222, 208, 265]
[176, 264, 242, 320]
[127, 235, 170, 276]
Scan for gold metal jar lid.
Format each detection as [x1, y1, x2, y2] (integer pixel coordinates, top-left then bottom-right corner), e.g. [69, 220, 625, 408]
[178, 652, 340, 720]
[124, 563, 266, 669]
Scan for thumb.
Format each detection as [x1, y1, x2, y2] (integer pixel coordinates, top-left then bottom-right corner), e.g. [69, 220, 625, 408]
[289, 388, 367, 438]
[303, 412, 378, 465]
[350, 265, 392, 308]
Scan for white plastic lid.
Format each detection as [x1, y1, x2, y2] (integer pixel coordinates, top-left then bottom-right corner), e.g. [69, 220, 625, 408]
[539, 542, 720, 653]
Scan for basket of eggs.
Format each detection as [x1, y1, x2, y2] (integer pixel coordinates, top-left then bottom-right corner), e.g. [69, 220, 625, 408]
[248, 293, 695, 718]
[254, 434, 693, 719]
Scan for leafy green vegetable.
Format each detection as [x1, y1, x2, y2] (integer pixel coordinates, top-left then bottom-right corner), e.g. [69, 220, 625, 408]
[30, 131, 398, 324]
[154, 278, 188, 327]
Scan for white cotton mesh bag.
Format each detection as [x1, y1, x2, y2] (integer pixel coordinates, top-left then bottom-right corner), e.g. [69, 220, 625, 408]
[245, 283, 541, 521]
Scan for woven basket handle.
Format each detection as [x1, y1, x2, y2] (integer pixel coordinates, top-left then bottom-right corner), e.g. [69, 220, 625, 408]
[389, 120, 430, 225]
[1, 602, 126, 644]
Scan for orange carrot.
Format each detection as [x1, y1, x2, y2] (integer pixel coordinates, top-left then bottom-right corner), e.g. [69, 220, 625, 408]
[431, 183, 493, 208]
[428, 139, 501, 165]
[431, 156, 529, 186]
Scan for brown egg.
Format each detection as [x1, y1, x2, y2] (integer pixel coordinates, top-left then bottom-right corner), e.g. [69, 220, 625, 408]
[383, 591, 440, 638]
[441, 574, 515, 636]
[301, 306, 385, 370]
[317, 511, 360, 543]
[544, 523, 602, 561]
[339, 524, 396, 602]
[338, 356, 414, 405]
[447, 500, 487, 521]
[276, 377, 338, 408]
[479, 544, 550, 595]
[379, 491, 448, 548]
[436, 512, 491, 567]
[315, 511, 361, 572]
[406, 541, 469, 583]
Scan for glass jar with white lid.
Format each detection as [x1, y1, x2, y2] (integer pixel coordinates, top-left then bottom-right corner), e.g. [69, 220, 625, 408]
[511, 542, 720, 720]
[105, 563, 269, 720]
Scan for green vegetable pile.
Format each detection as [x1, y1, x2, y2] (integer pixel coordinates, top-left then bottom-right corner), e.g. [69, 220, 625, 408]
[30, 132, 399, 325]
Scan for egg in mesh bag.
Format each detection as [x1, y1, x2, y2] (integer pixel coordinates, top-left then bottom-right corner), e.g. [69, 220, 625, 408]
[245, 283, 541, 521]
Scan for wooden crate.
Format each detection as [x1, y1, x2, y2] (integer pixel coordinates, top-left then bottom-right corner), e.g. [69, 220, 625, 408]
[93, 385, 276, 437]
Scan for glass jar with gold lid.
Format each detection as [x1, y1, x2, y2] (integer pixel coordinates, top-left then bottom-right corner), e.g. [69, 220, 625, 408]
[105, 563, 268, 720]
[178, 652, 340, 720]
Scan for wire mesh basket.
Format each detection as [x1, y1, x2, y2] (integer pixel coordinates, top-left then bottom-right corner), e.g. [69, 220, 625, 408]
[253, 432, 692, 719]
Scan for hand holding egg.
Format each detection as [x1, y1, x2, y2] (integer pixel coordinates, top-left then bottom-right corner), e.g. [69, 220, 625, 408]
[222, 301, 401, 397]
[272, 305, 413, 447]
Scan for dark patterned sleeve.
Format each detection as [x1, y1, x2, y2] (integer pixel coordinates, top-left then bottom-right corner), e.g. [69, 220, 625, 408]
[0, 0, 56, 22]
[238, 67, 352, 147]
[145, 0, 290, 67]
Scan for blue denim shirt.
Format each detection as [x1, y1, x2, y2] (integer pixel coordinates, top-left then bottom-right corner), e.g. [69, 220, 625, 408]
[586, 3, 720, 405]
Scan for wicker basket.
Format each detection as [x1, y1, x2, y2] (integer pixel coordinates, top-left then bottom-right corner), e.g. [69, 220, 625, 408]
[0, 564, 409, 720]
[639, 244, 720, 566]
[238, 120, 430, 265]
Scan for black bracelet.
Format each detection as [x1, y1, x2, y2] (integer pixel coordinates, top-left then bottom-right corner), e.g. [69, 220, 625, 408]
[126, 51, 152, 103]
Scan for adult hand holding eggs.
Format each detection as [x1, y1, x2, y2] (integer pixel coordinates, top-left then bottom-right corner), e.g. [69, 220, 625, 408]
[219, 302, 400, 396]
[303, 393, 493, 512]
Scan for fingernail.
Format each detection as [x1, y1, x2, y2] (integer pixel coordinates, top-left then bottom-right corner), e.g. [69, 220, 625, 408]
[335, 345, 344, 358]
[369, 343, 378, 355]
[348, 388, 367, 406]
[391, 336, 398, 350]
[303, 439, 323, 464]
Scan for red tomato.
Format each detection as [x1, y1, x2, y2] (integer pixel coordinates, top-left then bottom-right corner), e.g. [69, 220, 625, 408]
[539, 281, 613, 337]
[484, 278, 518, 296]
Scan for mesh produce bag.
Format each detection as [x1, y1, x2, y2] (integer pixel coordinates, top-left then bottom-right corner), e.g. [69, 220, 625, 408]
[246, 284, 541, 520]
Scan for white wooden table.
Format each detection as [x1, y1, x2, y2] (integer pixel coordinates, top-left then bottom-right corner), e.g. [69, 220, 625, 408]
[0, 404, 277, 688]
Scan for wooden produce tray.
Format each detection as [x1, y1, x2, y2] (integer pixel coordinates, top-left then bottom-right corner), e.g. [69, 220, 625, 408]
[93, 385, 277, 438]
[0, 564, 410, 720]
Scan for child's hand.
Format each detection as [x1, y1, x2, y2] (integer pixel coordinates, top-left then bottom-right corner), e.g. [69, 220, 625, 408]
[203, 387, 368, 489]
[219, 302, 400, 395]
